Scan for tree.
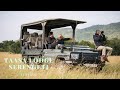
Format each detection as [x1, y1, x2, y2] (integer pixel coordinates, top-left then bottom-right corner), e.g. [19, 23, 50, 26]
[0, 40, 21, 54]
[9, 41, 21, 54]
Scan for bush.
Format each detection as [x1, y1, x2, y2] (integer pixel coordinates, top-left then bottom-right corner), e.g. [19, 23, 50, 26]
[0, 40, 21, 54]
[106, 38, 120, 55]
[79, 40, 95, 48]
[9, 41, 21, 54]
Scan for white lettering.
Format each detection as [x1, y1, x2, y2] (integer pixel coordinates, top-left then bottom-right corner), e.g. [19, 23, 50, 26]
[4, 58, 8, 63]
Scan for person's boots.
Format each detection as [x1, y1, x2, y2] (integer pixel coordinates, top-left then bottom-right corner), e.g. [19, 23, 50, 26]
[103, 55, 109, 62]
[102, 55, 109, 62]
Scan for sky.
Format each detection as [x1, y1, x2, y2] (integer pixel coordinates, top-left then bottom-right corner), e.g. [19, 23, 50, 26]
[0, 11, 120, 42]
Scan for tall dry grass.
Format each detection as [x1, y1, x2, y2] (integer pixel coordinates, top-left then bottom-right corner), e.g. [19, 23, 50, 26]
[0, 52, 120, 79]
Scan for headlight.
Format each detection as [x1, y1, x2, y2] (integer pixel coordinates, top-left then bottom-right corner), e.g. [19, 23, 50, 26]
[70, 54, 79, 59]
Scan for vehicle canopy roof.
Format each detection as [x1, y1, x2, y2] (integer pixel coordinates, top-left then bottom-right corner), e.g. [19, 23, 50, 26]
[21, 18, 86, 30]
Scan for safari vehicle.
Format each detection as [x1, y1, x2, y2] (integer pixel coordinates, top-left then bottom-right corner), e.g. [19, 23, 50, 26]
[20, 18, 105, 71]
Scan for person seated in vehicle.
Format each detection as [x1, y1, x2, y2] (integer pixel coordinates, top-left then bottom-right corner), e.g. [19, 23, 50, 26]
[56, 34, 71, 49]
[34, 34, 48, 49]
[28, 32, 39, 49]
[35, 34, 42, 49]
[22, 31, 30, 49]
[22, 31, 30, 41]
[93, 30, 113, 62]
[47, 32, 57, 49]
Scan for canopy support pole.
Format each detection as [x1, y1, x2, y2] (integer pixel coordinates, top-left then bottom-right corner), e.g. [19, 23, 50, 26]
[71, 23, 77, 47]
[41, 22, 47, 50]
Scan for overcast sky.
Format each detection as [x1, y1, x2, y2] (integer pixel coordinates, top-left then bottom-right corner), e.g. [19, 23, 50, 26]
[0, 11, 120, 42]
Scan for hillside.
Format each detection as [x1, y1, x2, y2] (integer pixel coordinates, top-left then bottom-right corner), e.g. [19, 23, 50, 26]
[52, 22, 120, 42]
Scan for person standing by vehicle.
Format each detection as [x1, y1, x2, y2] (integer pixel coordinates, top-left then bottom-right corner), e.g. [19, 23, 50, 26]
[93, 30, 113, 62]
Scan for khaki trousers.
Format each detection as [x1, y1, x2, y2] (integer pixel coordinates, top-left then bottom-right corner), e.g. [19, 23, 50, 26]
[97, 46, 113, 56]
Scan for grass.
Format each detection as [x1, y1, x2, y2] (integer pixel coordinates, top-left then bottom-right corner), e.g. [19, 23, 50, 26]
[0, 52, 120, 79]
